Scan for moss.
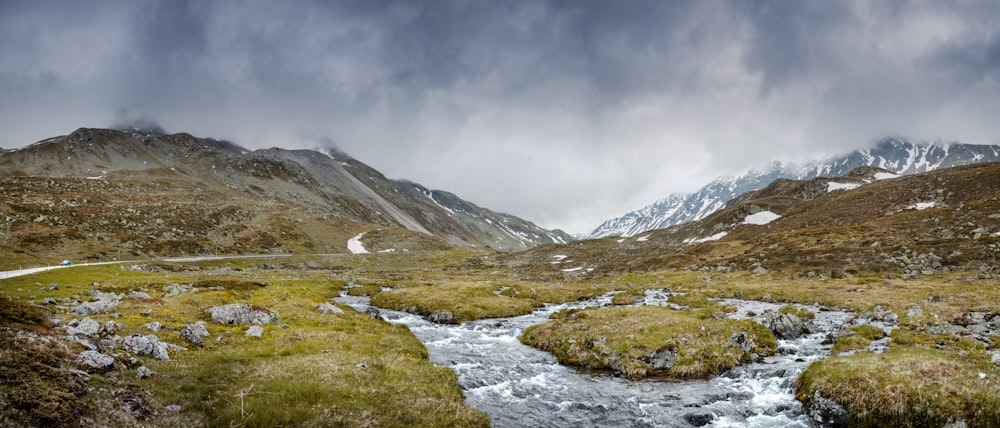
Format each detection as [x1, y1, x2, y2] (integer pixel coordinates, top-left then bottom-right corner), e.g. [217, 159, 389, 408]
[797, 346, 1000, 427]
[346, 283, 382, 297]
[610, 288, 645, 306]
[667, 293, 718, 309]
[779, 305, 815, 320]
[371, 282, 541, 322]
[521, 305, 777, 380]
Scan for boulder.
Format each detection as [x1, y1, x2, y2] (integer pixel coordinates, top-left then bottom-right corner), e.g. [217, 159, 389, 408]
[763, 311, 815, 339]
[67, 317, 101, 336]
[428, 310, 456, 324]
[179, 321, 210, 347]
[728, 332, 755, 353]
[806, 392, 849, 426]
[121, 334, 184, 360]
[72, 293, 121, 315]
[683, 411, 716, 427]
[364, 307, 382, 320]
[144, 322, 162, 332]
[163, 283, 197, 297]
[137, 366, 156, 379]
[245, 326, 264, 338]
[317, 302, 344, 314]
[127, 290, 152, 300]
[76, 350, 115, 371]
[207, 303, 278, 325]
[643, 344, 678, 370]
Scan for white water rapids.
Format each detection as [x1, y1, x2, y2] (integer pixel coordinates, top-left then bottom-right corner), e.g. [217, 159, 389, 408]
[337, 290, 853, 427]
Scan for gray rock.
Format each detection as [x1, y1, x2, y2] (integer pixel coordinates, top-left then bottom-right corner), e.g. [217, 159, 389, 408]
[906, 305, 923, 318]
[763, 311, 815, 340]
[643, 344, 678, 370]
[127, 290, 152, 300]
[208, 303, 278, 325]
[728, 332, 755, 353]
[137, 366, 156, 379]
[317, 302, 344, 314]
[179, 321, 210, 347]
[99, 339, 117, 352]
[121, 334, 180, 360]
[806, 392, 849, 426]
[100, 320, 117, 337]
[245, 326, 264, 338]
[43, 297, 57, 305]
[67, 317, 101, 336]
[364, 307, 382, 320]
[683, 411, 716, 427]
[72, 295, 121, 315]
[163, 283, 197, 297]
[752, 266, 767, 275]
[144, 322, 162, 332]
[76, 350, 115, 371]
[428, 310, 456, 324]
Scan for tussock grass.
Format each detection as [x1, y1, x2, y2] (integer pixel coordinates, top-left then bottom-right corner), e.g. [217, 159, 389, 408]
[797, 347, 1000, 427]
[371, 282, 542, 322]
[0, 261, 490, 427]
[521, 305, 777, 380]
[370, 280, 607, 323]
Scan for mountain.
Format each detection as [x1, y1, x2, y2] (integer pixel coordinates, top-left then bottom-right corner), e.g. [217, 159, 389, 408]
[0, 128, 570, 262]
[495, 161, 1000, 279]
[591, 137, 1000, 238]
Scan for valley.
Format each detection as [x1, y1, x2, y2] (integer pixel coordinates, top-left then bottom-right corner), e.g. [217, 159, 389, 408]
[2, 130, 1000, 427]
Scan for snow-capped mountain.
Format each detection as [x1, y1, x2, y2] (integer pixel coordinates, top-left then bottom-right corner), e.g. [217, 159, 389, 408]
[591, 137, 1000, 238]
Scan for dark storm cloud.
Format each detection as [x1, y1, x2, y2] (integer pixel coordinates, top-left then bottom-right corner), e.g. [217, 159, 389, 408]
[2, 1, 999, 233]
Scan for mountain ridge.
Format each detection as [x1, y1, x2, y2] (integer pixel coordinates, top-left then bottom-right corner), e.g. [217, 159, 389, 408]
[0, 128, 571, 257]
[590, 137, 1000, 238]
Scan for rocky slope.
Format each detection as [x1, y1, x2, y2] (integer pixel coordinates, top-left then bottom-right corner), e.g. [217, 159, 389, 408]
[0, 128, 570, 264]
[592, 138, 1000, 238]
[496, 162, 1000, 280]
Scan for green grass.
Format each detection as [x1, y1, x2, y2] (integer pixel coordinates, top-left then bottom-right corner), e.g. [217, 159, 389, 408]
[521, 305, 777, 380]
[797, 346, 1000, 427]
[370, 280, 607, 323]
[0, 262, 490, 427]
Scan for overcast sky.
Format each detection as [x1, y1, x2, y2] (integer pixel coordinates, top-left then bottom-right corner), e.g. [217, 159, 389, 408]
[2, 1, 998, 234]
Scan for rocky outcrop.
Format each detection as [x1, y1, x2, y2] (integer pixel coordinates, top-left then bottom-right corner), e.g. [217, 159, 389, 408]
[72, 290, 121, 315]
[805, 392, 849, 427]
[207, 303, 278, 325]
[179, 321, 210, 347]
[643, 344, 678, 370]
[763, 311, 817, 340]
[75, 350, 115, 371]
[121, 334, 184, 360]
[428, 310, 456, 324]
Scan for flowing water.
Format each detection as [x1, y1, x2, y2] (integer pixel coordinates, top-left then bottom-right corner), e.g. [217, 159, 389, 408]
[336, 291, 853, 427]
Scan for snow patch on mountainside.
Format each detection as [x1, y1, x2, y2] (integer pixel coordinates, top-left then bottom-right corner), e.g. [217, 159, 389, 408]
[743, 211, 781, 225]
[347, 233, 369, 254]
[591, 138, 1000, 238]
[827, 182, 861, 192]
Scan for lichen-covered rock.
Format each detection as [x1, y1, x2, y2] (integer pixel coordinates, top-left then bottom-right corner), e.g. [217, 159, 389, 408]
[121, 334, 184, 360]
[317, 302, 344, 314]
[428, 310, 455, 324]
[763, 311, 816, 340]
[163, 283, 197, 297]
[806, 391, 849, 426]
[728, 332, 755, 353]
[207, 303, 278, 325]
[179, 321, 210, 347]
[643, 344, 678, 370]
[66, 317, 101, 336]
[76, 350, 115, 371]
[245, 326, 264, 338]
[72, 292, 121, 315]
[137, 366, 156, 379]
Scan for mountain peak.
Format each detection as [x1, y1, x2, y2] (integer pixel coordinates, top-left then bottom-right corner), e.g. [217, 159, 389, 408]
[590, 137, 1000, 238]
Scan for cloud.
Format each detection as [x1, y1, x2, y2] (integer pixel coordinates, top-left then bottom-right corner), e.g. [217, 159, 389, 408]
[1, 0, 999, 234]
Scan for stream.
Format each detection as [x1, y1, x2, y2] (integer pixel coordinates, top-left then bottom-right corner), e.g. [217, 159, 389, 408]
[336, 291, 853, 427]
